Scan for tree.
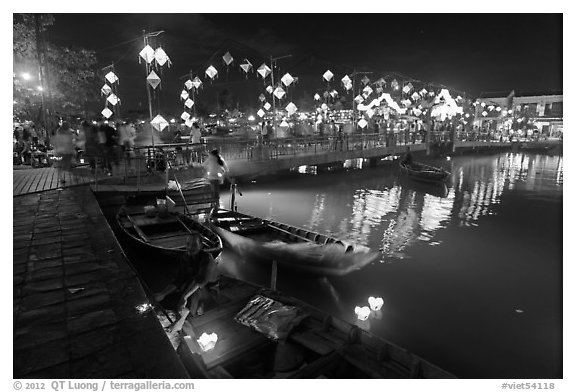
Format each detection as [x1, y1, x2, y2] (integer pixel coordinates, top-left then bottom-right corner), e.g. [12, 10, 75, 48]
[13, 14, 100, 127]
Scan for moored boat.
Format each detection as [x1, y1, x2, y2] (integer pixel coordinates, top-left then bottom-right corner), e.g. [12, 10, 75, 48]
[399, 161, 450, 183]
[208, 208, 380, 276]
[116, 205, 222, 262]
[157, 275, 456, 379]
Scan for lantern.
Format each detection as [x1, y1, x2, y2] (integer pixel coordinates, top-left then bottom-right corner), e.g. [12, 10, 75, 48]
[197, 332, 218, 352]
[354, 306, 370, 321]
[368, 297, 383, 311]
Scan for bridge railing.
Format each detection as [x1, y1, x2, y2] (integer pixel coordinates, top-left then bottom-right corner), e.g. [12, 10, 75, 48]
[127, 131, 512, 167]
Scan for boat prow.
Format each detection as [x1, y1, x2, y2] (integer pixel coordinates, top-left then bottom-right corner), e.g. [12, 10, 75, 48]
[210, 210, 379, 276]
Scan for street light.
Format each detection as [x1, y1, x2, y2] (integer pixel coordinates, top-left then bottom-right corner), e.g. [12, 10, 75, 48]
[36, 86, 44, 91]
[21, 72, 32, 80]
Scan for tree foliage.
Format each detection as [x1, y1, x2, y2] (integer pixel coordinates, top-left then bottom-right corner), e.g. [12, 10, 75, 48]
[13, 14, 100, 125]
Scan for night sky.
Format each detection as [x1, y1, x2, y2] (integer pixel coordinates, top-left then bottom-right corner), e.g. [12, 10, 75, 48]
[45, 13, 562, 117]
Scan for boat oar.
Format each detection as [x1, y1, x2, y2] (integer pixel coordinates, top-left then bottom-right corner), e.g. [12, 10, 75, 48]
[270, 260, 278, 291]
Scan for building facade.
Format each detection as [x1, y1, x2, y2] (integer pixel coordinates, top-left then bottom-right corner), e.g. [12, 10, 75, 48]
[475, 91, 563, 139]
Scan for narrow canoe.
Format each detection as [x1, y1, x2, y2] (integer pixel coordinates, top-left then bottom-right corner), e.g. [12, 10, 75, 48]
[158, 275, 456, 379]
[116, 206, 222, 262]
[399, 161, 450, 183]
[208, 208, 380, 276]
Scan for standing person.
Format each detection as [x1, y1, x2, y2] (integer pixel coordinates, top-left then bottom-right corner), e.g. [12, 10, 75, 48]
[154, 233, 219, 333]
[186, 122, 203, 164]
[99, 121, 118, 175]
[118, 121, 136, 169]
[30, 125, 39, 147]
[203, 149, 229, 200]
[260, 121, 267, 143]
[53, 122, 76, 185]
[81, 121, 100, 173]
[266, 121, 274, 140]
[21, 139, 32, 165]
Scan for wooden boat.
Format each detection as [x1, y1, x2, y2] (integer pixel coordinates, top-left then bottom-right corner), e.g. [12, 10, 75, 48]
[208, 208, 380, 276]
[116, 205, 222, 261]
[399, 161, 450, 183]
[157, 275, 456, 378]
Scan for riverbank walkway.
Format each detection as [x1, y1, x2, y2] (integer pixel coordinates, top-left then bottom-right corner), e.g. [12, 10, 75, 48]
[13, 185, 188, 378]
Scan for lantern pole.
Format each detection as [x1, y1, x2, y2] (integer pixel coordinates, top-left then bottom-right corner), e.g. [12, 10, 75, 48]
[142, 29, 165, 148]
[269, 54, 292, 133]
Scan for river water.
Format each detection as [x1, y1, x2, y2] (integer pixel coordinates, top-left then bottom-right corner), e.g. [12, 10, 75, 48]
[216, 152, 562, 379]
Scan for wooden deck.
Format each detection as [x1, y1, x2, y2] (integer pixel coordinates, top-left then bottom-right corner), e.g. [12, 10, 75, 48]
[13, 166, 117, 196]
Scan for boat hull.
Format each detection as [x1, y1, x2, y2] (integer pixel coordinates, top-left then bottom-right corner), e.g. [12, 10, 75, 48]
[116, 209, 222, 263]
[209, 209, 379, 276]
[166, 275, 456, 379]
[399, 161, 450, 183]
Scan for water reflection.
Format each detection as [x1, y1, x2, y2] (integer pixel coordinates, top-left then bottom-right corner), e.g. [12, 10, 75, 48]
[223, 151, 562, 378]
[237, 153, 562, 264]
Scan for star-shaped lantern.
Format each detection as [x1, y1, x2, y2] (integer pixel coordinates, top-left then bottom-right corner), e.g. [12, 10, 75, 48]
[273, 87, 286, 100]
[192, 77, 203, 90]
[257, 63, 271, 79]
[285, 102, 297, 116]
[147, 71, 161, 90]
[205, 65, 218, 80]
[184, 99, 195, 109]
[257, 109, 265, 118]
[263, 102, 272, 111]
[181, 112, 191, 121]
[358, 118, 368, 128]
[151, 115, 169, 132]
[180, 90, 189, 100]
[314, 93, 321, 101]
[105, 71, 119, 84]
[184, 79, 194, 90]
[154, 47, 171, 67]
[101, 84, 112, 96]
[139, 45, 155, 64]
[106, 93, 120, 106]
[323, 70, 334, 82]
[101, 107, 113, 119]
[222, 51, 234, 66]
[259, 94, 266, 102]
[240, 59, 253, 74]
[361, 76, 370, 85]
[281, 73, 294, 87]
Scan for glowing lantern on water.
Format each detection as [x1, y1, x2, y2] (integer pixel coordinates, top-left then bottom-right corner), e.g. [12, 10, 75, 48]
[355, 306, 370, 321]
[368, 297, 384, 311]
[197, 332, 218, 352]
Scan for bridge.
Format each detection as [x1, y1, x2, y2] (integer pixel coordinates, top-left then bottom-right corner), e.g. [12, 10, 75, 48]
[14, 133, 561, 196]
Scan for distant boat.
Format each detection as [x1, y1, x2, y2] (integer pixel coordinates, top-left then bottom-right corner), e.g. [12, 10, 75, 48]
[399, 161, 450, 183]
[116, 205, 222, 261]
[160, 274, 456, 379]
[209, 209, 380, 276]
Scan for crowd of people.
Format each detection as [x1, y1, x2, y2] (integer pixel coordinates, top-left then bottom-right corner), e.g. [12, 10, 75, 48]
[14, 119, 137, 184]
